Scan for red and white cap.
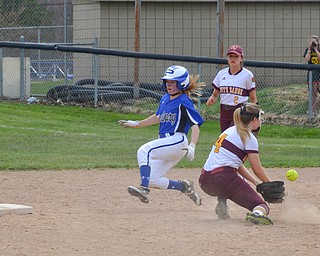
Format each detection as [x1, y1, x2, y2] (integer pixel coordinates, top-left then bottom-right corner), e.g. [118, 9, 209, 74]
[227, 45, 243, 56]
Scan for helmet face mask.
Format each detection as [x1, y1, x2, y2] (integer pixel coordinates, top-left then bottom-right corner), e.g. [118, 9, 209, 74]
[161, 65, 190, 91]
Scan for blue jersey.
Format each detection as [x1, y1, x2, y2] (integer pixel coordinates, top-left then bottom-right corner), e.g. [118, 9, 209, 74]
[156, 94, 204, 135]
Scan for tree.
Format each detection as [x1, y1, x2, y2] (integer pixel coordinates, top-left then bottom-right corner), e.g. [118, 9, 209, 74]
[0, 0, 53, 27]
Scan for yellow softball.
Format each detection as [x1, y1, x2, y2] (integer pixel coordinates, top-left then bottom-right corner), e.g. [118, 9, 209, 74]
[286, 169, 298, 181]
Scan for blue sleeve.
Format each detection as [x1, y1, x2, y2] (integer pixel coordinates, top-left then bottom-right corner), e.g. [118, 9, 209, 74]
[181, 97, 204, 127]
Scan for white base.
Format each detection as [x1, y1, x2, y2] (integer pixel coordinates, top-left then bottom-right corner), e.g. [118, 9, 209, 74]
[0, 204, 33, 215]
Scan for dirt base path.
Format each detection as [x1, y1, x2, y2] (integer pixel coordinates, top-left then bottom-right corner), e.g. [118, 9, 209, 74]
[1, 168, 320, 256]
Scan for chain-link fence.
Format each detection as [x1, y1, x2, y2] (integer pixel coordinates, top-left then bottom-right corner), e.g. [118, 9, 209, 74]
[0, 0, 76, 98]
[0, 1, 72, 42]
[0, 1, 319, 126]
[0, 41, 319, 127]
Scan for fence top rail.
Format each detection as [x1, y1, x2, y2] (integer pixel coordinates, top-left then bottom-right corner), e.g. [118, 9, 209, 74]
[0, 25, 73, 30]
[31, 60, 73, 64]
[0, 41, 319, 71]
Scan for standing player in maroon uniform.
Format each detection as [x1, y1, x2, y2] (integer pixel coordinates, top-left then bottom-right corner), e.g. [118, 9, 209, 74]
[206, 45, 258, 132]
[206, 45, 258, 218]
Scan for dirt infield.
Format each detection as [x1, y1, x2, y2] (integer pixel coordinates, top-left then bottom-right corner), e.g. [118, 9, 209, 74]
[1, 168, 320, 256]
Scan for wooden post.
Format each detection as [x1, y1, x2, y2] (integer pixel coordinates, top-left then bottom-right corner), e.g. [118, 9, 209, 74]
[133, 0, 141, 99]
[217, 0, 225, 70]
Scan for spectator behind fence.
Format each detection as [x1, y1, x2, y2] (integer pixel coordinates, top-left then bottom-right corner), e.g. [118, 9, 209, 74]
[303, 35, 320, 117]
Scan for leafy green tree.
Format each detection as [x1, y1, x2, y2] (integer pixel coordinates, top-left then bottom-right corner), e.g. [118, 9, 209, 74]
[0, 0, 52, 27]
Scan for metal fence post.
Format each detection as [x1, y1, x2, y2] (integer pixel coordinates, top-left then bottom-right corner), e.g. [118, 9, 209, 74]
[92, 37, 99, 107]
[308, 71, 313, 121]
[64, 0, 68, 85]
[133, 0, 141, 99]
[37, 28, 41, 78]
[20, 36, 25, 100]
[0, 48, 2, 98]
[197, 63, 202, 111]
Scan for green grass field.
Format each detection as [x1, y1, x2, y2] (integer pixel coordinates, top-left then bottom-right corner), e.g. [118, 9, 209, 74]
[31, 80, 65, 95]
[0, 101, 319, 170]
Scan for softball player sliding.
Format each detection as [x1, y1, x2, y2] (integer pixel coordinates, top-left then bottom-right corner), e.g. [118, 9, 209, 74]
[118, 65, 204, 205]
[206, 45, 258, 132]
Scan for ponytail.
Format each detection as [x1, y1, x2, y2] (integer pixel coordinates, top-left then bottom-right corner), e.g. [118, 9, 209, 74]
[183, 74, 206, 100]
[234, 103, 261, 144]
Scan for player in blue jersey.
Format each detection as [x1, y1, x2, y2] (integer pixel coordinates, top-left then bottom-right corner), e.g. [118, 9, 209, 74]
[118, 65, 205, 205]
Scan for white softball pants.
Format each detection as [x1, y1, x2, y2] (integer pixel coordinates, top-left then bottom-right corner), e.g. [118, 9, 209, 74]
[137, 132, 188, 189]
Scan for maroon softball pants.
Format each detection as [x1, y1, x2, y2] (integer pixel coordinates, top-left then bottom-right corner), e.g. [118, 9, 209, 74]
[199, 167, 268, 213]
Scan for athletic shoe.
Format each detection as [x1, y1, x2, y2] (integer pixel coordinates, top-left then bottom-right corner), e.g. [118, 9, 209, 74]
[181, 179, 202, 206]
[215, 199, 230, 220]
[245, 212, 273, 225]
[128, 186, 149, 203]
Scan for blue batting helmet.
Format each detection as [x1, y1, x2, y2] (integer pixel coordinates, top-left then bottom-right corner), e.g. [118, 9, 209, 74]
[161, 65, 190, 90]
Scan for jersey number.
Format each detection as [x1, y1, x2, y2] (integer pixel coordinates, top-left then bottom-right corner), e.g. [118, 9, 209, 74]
[214, 134, 227, 153]
[311, 56, 319, 64]
[233, 96, 239, 105]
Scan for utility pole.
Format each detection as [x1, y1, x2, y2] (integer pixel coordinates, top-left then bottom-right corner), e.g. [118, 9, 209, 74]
[133, 0, 141, 99]
[217, 0, 225, 63]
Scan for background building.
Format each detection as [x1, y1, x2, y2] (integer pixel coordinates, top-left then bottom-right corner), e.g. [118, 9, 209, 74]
[72, 0, 320, 63]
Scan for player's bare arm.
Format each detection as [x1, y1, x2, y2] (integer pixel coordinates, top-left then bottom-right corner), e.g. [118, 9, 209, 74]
[189, 124, 200, 146]
[137, 114, 159, 128]
[183, 124, 200, 162]
[206, 89, 219, 106]
[249, 89, 257, 104]
[305, 42, 313, 61]
[248, 153, 271, 182]
[118, 114, 159, 128]
[237, 164, 260, 185]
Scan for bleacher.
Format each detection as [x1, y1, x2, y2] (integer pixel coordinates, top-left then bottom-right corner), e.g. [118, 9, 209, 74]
[30, 60, 73, 81]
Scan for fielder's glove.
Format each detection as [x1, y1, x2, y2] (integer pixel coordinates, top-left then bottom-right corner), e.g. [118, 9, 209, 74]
[118, 120, 139, 128]
[185, 143, 196, 161]
[256, 181, 285, 203]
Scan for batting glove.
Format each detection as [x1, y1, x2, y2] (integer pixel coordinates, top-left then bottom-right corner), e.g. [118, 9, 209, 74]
[118, 120, 139, 128]
[185, 143, 196, 161]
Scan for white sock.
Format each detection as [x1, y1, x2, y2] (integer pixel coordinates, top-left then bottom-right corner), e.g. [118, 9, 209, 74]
[253, 209, 264, 216]
[252, 205, 267, 216]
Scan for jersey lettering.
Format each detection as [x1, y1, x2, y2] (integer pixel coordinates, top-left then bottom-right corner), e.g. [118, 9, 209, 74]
[220, 87, 229, 93]
[220, 86, 244, 96]
[214, 134, 228, 153]
[159, 111, 176, 126]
